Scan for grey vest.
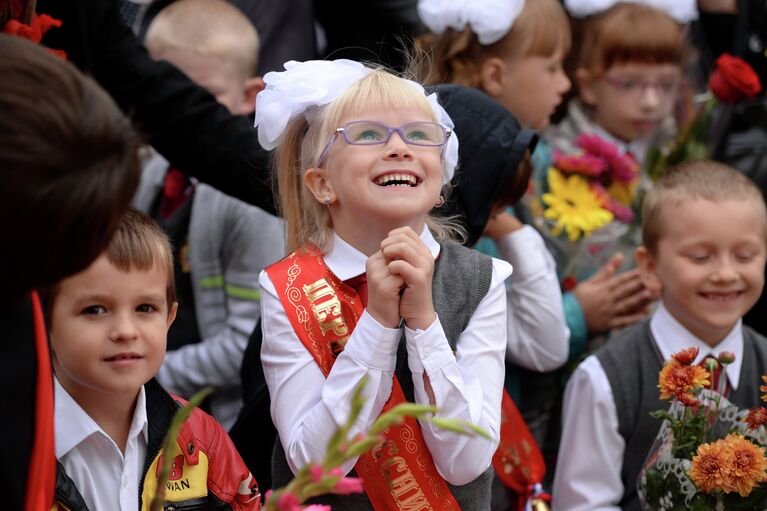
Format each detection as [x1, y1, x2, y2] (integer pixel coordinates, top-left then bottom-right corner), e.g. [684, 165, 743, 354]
[596, 320, 767, 511]
[272, 240, 495, 510]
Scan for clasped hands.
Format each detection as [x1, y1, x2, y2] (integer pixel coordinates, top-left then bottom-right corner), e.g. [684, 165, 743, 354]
[365, 226, 436, 330]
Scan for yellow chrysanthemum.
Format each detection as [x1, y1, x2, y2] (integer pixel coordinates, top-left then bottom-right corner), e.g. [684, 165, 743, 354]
[542, 168, 613, 242]
[607, 180, 638, 207]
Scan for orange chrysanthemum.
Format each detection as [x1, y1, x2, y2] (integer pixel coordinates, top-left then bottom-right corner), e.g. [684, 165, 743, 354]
[744, 408, 767, 430]
[658, 360, 710, 401]
[672, 347, 699, 365]
[689, 440, 735, 493]
[689, 435, 767, 497]
[721, 434, 767, 497]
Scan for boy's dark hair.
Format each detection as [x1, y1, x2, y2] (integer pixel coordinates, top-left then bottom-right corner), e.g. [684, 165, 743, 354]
[0, 35, 141, 304]
[642, 160, 767, 255]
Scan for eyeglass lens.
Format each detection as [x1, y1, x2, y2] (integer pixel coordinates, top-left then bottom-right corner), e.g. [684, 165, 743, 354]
[342, 121, 446, 146]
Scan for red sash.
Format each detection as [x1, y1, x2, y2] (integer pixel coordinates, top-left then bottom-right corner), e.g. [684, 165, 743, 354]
[267, 247, 548, 511]
[25, 291, 56, 511]
[267, 248, 461, 510]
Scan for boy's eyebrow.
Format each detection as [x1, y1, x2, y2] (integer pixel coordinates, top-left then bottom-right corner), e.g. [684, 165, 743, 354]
[71, 293, 166, 304]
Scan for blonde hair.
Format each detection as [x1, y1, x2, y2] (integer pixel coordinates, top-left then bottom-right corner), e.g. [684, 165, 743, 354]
[642, 161, 767, 255]
[571, 3, 684, 77]
[415, 0, 571, 87]
[275, 69, 463, 252]
[145, 0, 259, 79]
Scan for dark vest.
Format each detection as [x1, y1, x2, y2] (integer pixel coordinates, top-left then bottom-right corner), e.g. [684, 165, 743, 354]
[596, 320, 767, 511]
[272, 240, 495, 510]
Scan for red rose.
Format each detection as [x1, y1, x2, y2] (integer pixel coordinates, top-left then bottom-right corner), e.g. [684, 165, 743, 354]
[708, 53, 763, 104]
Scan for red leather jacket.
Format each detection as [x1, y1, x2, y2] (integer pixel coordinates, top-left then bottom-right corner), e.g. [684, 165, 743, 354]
[52, 380, 261, 511]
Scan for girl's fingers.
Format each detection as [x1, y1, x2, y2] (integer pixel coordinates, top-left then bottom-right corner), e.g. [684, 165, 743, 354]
[606, 269, 643, 295]
[609, 310, 651, 330]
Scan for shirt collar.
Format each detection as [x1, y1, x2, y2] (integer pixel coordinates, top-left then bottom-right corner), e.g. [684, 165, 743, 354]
[55, 377, 149, 458]
[650, 303, 744, 390]
[324, 226, 441, 281]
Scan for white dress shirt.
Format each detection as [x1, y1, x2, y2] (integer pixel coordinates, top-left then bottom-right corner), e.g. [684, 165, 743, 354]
[55, 378, 148, 511]
[552, 303, 744, 511]
[259, 227, 512, 485]
[496, 226, 569, 371]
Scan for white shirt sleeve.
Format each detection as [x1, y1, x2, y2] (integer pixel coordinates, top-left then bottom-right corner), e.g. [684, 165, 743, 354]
[404, 259, 510, 485]
[552, 355, 625, 511]
[495, 226, 569, 372]
[259, 271, 402, 476]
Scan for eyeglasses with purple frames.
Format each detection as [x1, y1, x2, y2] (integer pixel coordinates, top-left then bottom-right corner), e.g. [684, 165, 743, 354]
[316, 120, 451, 167]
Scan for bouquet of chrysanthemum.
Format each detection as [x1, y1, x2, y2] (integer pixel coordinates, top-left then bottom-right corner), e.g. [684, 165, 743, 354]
[646, 54, 763, 181]
[638, 348, 767, 510]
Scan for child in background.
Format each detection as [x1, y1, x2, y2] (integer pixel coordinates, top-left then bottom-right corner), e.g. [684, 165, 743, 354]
[256, 60, 510, 510]
[553, 160, 767, 510]
[416, 0, 575, 485]
[417, 0, 570, 372]
[48, 208, 260, 511]
[138, 0, 285, 430]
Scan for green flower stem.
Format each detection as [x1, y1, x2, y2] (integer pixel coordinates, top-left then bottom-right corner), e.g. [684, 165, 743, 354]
[150, 387, 213, 511]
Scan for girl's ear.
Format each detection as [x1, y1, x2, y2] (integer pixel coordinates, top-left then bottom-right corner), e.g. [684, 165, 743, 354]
[635, 246, 662, 294]
[303, 167, 335, 205]
[575, 67, 599, 107]
[479, 57, 507, 100]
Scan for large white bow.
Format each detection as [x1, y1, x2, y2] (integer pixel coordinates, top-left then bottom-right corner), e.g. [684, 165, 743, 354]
[254, 59, 459, 184]
[564, 0, 697, 23]
[417, 0, 526, 45]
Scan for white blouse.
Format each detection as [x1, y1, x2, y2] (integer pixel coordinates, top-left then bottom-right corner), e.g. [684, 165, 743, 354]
[259, 227, 512, 485]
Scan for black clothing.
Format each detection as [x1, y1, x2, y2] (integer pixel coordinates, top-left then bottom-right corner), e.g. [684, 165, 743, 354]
[431, 84, 538, 247]
[37, 0, 277, 214]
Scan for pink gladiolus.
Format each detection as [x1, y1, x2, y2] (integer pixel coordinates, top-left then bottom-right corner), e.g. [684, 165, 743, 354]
[303, 506, 332, 511]
[277, 492, 301, 511]
[332, 477, 364, 495]
[310, 465, 323, 483]
[554, 151, 607, 177]
[590, 183, 635, 223]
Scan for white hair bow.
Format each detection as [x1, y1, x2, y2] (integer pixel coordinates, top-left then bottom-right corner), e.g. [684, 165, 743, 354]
[254, 59, 459, 184]
[417, 0, 526, 45]
[564, 0, 697, 23]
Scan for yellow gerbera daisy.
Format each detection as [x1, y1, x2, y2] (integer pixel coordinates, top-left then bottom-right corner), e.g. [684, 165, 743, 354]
[607, 180, 638, 207]
[542, 168, 613, 242]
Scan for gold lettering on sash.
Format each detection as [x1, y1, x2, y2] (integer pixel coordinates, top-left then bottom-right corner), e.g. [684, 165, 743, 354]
[303, 278, 349, 337]
[380, 456, 430, 511]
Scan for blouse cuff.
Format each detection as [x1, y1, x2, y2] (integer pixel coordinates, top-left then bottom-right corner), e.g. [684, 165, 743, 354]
[404, 315, 455, 374]
[563, 292, 588, 360]
[494, 225, 550, 282]
[342, 310, 402, 372]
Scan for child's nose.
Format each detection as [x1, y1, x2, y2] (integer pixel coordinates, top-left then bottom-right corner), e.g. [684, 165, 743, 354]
[712, 258, 739, 283]
[639, 85, 662, 109]
[110, 313, 139, 341]
[384, 131, 413, 159]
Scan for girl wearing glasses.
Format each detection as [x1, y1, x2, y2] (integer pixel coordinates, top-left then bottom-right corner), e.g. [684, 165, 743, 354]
[254, 60, 511, 510]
